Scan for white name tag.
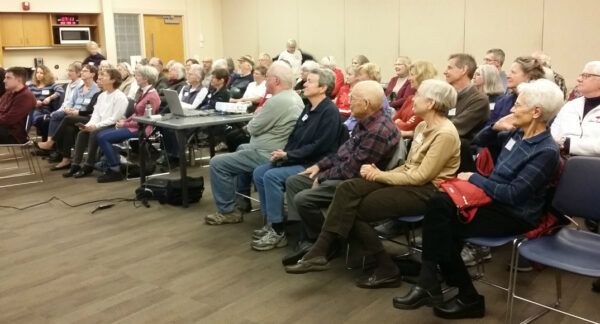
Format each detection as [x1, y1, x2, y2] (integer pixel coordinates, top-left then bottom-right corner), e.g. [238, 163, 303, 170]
[301, 114, 308, 122]
[41, 89, 50, 95]
[83, 98, 91, 104]
[183, 92, 189, 97]
[414, 132, 423, 144]
[89, 62, 95, 66]
[448, 108, 456, 116]
[505, 138, 516, 151]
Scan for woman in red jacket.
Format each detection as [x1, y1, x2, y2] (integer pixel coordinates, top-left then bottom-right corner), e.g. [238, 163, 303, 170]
[392, 61, 437, 137]
[386, 56, 414, 109]
[334, 65, 359, 120]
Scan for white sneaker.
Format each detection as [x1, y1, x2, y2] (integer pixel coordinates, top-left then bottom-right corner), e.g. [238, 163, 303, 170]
[252, 224, 271, 240]
[251, 228, 288, 251]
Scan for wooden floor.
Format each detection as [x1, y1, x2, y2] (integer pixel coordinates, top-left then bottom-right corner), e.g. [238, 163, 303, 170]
[1, 151, 599, 324]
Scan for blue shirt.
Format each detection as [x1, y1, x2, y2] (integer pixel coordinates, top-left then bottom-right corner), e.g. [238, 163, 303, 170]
[486, 93, 516, 127]
[68, 82, 100, 110]
[470, 126, 560, 226]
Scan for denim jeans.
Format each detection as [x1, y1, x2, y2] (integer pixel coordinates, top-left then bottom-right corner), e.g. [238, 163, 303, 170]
[209, 145, 269, 213]
[253, 163, 305, 224]
[48, 110, 67, 137]
[96, 128, 137, 167]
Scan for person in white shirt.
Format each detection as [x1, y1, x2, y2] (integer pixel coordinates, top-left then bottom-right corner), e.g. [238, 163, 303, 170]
[230, 65, 267, 105]
[277, 39, 303, 79]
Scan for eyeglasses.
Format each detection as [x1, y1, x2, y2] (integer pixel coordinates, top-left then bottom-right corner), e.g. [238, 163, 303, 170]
[579, 73, 600, 80]
[483, 58, 498, 64]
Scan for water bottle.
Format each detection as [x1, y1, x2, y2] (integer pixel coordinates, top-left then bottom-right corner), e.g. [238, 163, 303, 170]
[144, 100, 152, 117]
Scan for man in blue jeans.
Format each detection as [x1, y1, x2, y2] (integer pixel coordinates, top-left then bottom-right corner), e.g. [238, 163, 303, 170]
[205, 62, 304, 225]
[250, 68, 343, 251]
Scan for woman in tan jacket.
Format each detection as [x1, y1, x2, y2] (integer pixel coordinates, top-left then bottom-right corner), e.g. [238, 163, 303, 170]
[285, 80, 461, 289]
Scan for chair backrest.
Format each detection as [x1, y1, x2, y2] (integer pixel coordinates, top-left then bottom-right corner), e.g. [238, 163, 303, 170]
[552, 156, 600, 221]
[386, 139, 408, 170]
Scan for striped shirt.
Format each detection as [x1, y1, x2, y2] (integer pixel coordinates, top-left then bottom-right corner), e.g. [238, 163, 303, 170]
[317, 108, 400, 182]
[28, 82, 65, 113]
[470, 126, 560, 226]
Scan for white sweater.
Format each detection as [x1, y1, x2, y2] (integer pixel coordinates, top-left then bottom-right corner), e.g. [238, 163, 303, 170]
[551, 96, 600, 156]
[86, 90, 129, 128]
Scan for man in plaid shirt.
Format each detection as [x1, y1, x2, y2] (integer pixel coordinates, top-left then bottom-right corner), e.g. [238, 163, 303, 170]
[283, 80, 401, 265]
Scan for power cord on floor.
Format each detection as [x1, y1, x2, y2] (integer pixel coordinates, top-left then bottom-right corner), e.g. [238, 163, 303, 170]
[0, 196, 139, 213]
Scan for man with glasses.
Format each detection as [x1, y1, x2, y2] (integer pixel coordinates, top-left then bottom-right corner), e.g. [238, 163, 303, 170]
[484, 48, 507, 91]
[551, 61, 600, 292]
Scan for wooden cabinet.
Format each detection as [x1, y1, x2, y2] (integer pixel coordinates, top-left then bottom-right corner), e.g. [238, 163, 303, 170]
[0, 13, 51, 47]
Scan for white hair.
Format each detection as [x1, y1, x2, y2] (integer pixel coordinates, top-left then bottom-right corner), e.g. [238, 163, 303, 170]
[212, 58, 228, 70]
[517, 78, 564, 123]
[320, 56, 336, 69]
[269, 61, 295, 87]
[417, 79, 458, 115]
[301, 60, 320, 71]
[286, 39, 297, 47]
[584, 61, 600, 75]
[188, 64, 203, 79]
[169, 62, 186, 80]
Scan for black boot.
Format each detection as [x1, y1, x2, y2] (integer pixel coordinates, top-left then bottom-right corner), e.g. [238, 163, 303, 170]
[73, 165, 94, 178]
[63, 165, 81, 178]
[97, 169, 125, 183]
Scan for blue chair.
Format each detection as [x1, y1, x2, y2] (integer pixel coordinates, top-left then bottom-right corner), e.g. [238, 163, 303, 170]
[508, 156, 600, 324]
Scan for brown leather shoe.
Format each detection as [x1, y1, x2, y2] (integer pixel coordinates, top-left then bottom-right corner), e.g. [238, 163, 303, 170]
[284, 256, 329, 274]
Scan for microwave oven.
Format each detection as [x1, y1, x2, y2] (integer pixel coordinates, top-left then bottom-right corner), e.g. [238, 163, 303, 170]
[58, 27, 91, 44]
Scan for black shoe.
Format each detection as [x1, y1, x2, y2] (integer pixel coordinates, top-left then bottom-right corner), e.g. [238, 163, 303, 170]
[374, 219, 406, 239]
[97, 169, 125, 183]
[236, 196, 252, 213]
[63, 165, 81, 178]
[592, 278, 600, 293]
[50, 163, 71, 171]
[355, 271, 401, 289]
[433, 295, 485, 319]
[73, 165, 94, 178]
[282, 241, 313, 266]
[47, 152, 62, 163]
[393, 285, 443, 310]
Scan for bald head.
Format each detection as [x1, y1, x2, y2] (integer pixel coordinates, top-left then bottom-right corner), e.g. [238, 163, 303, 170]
[350, 80, 384, 119]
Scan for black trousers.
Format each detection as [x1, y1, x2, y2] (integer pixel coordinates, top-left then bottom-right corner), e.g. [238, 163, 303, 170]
[419, 192, 534, 292]
[323, 178, 437, 256]
[54, 115, 90, 157]
[0, 126, 17, 144]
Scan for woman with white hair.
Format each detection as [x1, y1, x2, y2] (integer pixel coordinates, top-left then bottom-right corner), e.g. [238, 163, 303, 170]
[277, 39, 302, 78]
[294, 60, 320, 105]
[385, 56, 415, 108]
[117, 62, 135, 96]
[472, 64, 504, 104]
[393, 79, 563, 320]
[286, 80, 461, 289]
[320, 56, 344, 98]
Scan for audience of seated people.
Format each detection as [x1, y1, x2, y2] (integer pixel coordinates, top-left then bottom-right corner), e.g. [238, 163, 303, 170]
[282, 80, 400, 266]
[36, 64, 100, 155]
[393, 79, 563, 320]
[345, 62, 394, 131]
[96, 65, 161, 183]
[251, 67, 343, 251]
[0, 67, 37, 144]
[319, 56, 344, 99]
[483, 48, 507, 91]
[11, 44, 599, 320]
[61, 68, 128, 178]
[285, 80, 460, 288]
[392, 60, 437, 137]
[334, 65, 358, 120]
[471, 64, 504, 105]
[28, 65, 65, 141]
[385, 56, 415, 109]
[205, 61, 304, 225]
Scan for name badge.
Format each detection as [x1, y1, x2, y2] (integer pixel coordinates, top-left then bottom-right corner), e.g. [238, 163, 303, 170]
[448, 108, 456, 116]
[207, 93, 212, 98]
[505, 138, 516, 151]
[83, 98, 91, 104]
[183, 92, 189, 97]
[89, 62, 95, 66]
[301, 114, 308, 122]
[42, 89, 50, 95]
[414, 132, 423, 144]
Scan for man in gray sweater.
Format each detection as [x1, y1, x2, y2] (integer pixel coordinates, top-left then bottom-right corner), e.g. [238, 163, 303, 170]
[206, 62, 304, 225]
